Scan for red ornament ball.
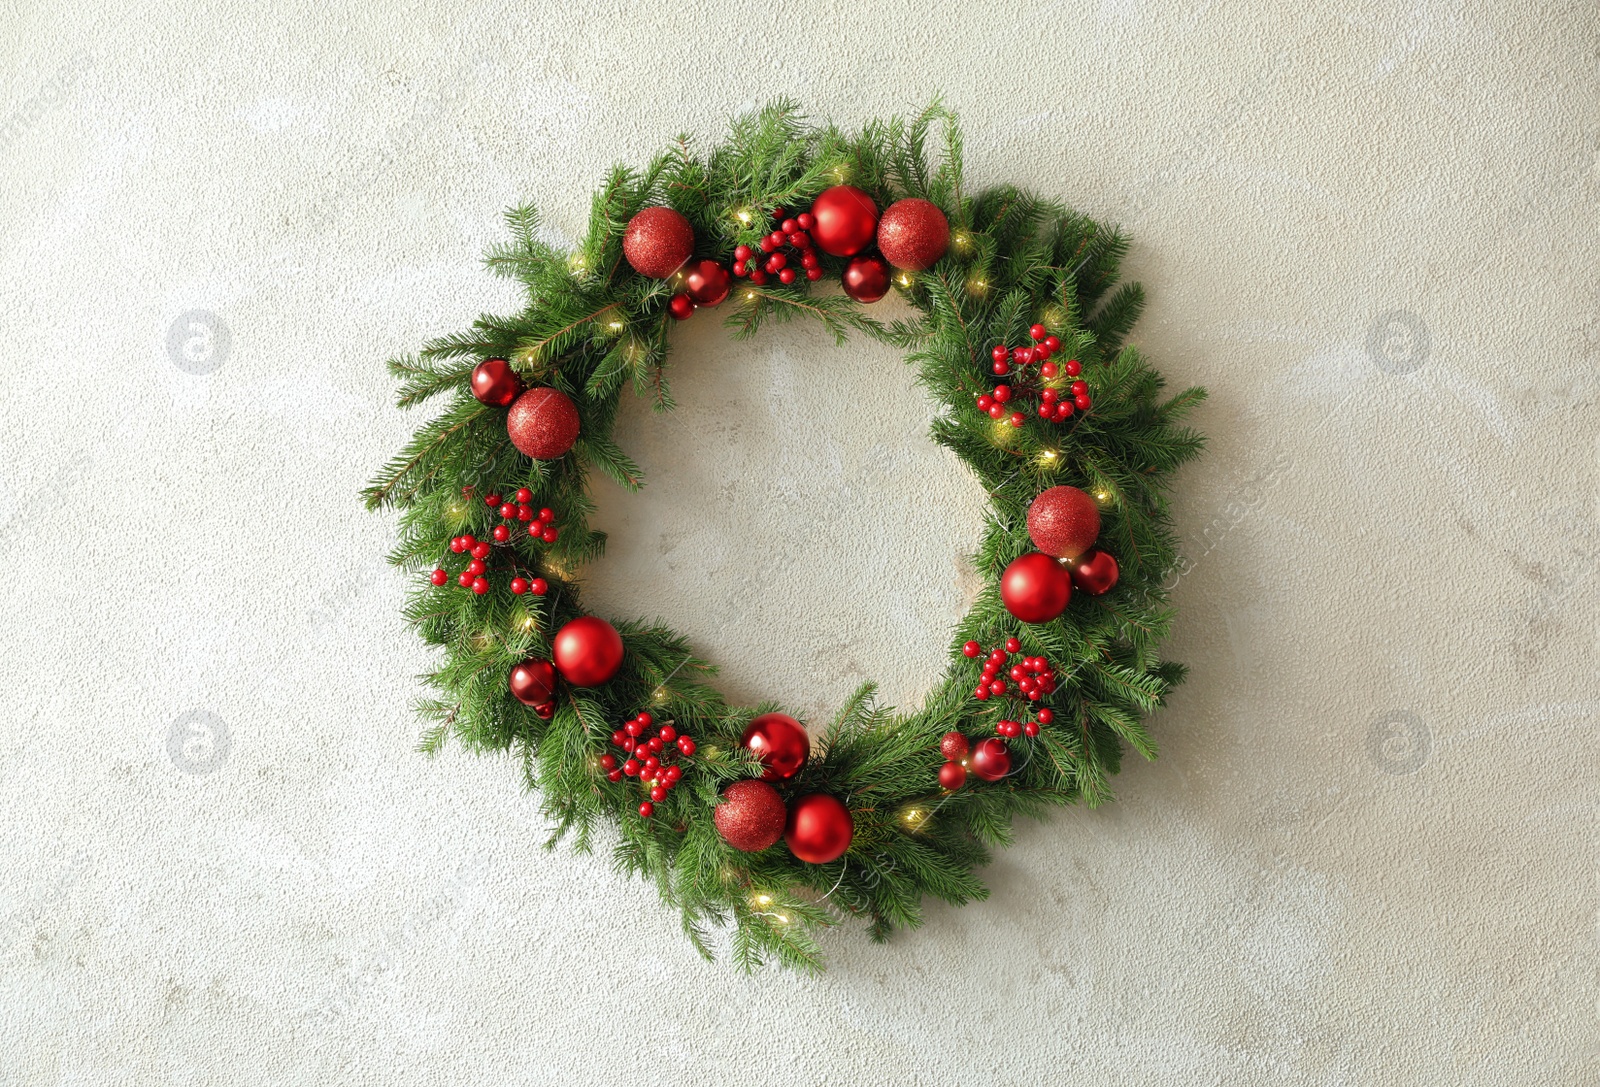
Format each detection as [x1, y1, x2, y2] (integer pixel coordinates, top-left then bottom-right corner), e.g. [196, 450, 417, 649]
[1027, 486, 1102, 560]
[667, 292, 695, 320]
[551, 616, 624, 687]
[1069, 547, 1120, 596]
[808, 185, 878, 257]
[469, 357, 524, 407]
[876, 198, 950, 270]
[684, 259, 731, 306]
[1001, 552, 1072, 624]
[508, 657, 557, 707]
[970, 737, 1012, 782]
[507, 387, 580, 461]
[938, 761, 968, 791]
[622, 206, 694, 279]
[841, 254, 890, 303]
[939, 731, 970, 760]
[713, 779, 787, 853]
[785, 793, 853, 864]
[741, 712, 809, 781]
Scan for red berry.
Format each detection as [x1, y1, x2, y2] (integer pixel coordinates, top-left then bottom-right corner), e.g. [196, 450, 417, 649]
[449, 538, 466, 554]
[973, 686, 990, 700]
[732, 261, 747, 277]
[644, 756, 660, 772]
[780, 218, 798, 233]
[1004, 636, 1021, 653]
[759, 236, 777, 253]
[734, 244, 752, 261]
[989, 680, 1007, 695]
[1070, 380, 1088, 397]
[471, 542, 491, 560]
[518, 506, 533, 521]
[538, 508, 554, 522]
[1036, 404, 1052, 419]
[992, 360, 1010, 376]
[431, 568, 448, 585]
[1065, 358, 1082, 376]
[962, 641, 981, 657]
[611, 730, 626, 745]
[993, 385, 1011, 404]
[622, 738, 636, 753]
[987, 403, 1005, 419]
[606, 770, 622, 782]
[665, 765, 682, 782]
[466, 559, 485, 576]
[797, 212, 814, 229]
[492, 525, 510, 542]
[1013, 347, 1034, 365]
[677, 737, 696, 756]
[636, 712, 653, 728]
[1055, 402, 1074, 420]
[800, 252, 819, 269]
[510, 577, 528, 594]
[541, 526, 558, 543]
[471, 576, 488, 594]
[457, 572, 473, 587]
[625, 720, 643, 737]
[1074, 394, 1092, 410]
[778, 267, 796, 284]
[638, 802, 654, 818]
[991, 345, 1008, 363]
[769, 251, 787, 271]
[623, 758, 640, 776]
[650, 786, 667, 802]
[600, 754, 617, 770]
[786, 232, 806, 247]
[659, 724, 677, 742]
[1037, 708, 1054, 725]
[1009, 412, 1025, 428]
[1044, 335, 1060, 351]
[805, 267, 823, 281]
[750, 270, 768, 285]
[486, 494, 502, 507]
[461, 535, 477, 547]
[768, 230, 785, 246]
[1024, 721, 1040, 737]
[530, 577, 548, 595]
[498, 503, 515, 518]
[647, 736, 664, 754]
[976, 395, 993, 411]
[1030, 323, 1046, 340]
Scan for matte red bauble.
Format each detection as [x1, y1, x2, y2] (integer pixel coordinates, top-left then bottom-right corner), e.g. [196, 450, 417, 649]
[938, 761, 968, 791]
[841, 254, 890, 303]
[507, 387, 580, 460]
[1027, 485, 1101, 560]
[741, 712, 809, 781]
[1001, 552, 1072, 623]
[508, 657, 556, 707]
[1069, 547, 1120, 596]
[684, 259, 731, 306]
[552, 616, 624, 687]
[808, 185, 878, 257]
[623, 206, 695, 279]
[469, 357, 523, 407]
[970, 737, 1011, 782]
[713, 779, 787, 852]
[785, 793, 853, 864]
[876, 198, 950, 270]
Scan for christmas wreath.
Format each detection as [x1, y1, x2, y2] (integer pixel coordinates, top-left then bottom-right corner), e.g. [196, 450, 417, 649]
[365, 103, 1205, 971]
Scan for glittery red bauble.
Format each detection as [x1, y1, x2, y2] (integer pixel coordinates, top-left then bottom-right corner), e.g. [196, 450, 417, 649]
[470, 357, 523, 407]
[1027, 486, 1101, 560]
[939, 731, 970, 760]
[623, 206, 694, 279]
[876, 198, 950, 270]
[970, 738, 1011, 782]
[938, 761, 968, 791]
[1001, 552, 1072, 624]
[551, 616, 624, 687]
[808, 185, 878, 257]
[841, 254, 890, 303]
[508, 657, 556, 707]
[741, 713, 809, 781]
[785, 794, 853, 864]
[684, 259, 731, 306]
[713, 779, 787, 852]
[506, 387, 580, 461]
[1069, 547, 1120, 596]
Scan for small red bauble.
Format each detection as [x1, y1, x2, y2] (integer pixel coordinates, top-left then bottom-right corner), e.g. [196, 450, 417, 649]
[713, 779, 787, 852]
[970, 737, 1012, 782]
[684, 259, 731, 306]
[1027, 485, 1102, 560]
[622, 206, 694, 279]
[507, 387, 580, 461]
[1069, 547, 1120, 596]
[875, 198, 950, 271]
[841, 254, 890, 303]
[1000, 552, 1072, 624]
[741, 712, 809, 781]
[938, 761, 968, 791]
[551, 616, 624, 687]
[469, 357, 524, 407]
[939, 731, 970, 760]
[667, 292, 695, 320]
[808, 185, 878, 257]
[785, 793, 853, 864]
[508, 657, 557, 707]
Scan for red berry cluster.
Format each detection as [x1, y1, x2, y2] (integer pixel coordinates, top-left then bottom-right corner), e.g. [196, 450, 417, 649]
[601, 711, 698, 818]
[732, 209, 825, 286]
[976, 324, 1091, 427]
[962, 636, 1059, 704]
[429, 487, 556, 596]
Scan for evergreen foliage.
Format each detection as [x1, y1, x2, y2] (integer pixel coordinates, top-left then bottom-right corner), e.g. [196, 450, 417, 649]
[366, 101, 1205, 971]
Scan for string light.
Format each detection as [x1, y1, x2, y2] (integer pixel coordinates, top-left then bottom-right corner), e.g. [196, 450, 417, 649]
[735, 208, 753, 225]
[1037, 449, 1060, 468]
[567, 252, 588, 276]
[607, 320, 623, 332]
[1096, 490, 1111, 503]
[751, 893, 773, 908]
[744, 290, 756, 301]
[900, 806, 930, 830]
[965, 276, 988, 296]
[952, 231, 971, 251]
[897, 272, 913, 288]
[651, 685, 668, 703]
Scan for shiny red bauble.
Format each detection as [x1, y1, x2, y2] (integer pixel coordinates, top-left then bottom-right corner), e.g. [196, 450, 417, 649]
[713, 779, 787, 852]
[875, 198, 950, 270]
[939, 731, 970, 760]
[970, 737, 1012, 782]
[1069, 547, 1120, 596]
[841, 254, 890, 303]
[508, 657, 557, 707]
[551, 616, 624, 687]
[622, 206, 694, 279]
[1001, 552, 1072, 623]
[808, 185, 878, 257]
[667, 292, 695, 320]
[938, 761, 968, 791]
[507, 387, 580, 460]
[785, 793, 853, 864]
[741, 712, 809, 781]
[1027, 485, 1101, 560]
[683, 259, 731, 306]
[469, 357, 523, 407]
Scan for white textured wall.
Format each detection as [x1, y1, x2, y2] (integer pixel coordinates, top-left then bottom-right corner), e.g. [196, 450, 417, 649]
[2, 1, 1596, 1083]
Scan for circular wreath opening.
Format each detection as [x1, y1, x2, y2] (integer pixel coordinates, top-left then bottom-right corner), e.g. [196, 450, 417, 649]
[365, 102, 1206, 972]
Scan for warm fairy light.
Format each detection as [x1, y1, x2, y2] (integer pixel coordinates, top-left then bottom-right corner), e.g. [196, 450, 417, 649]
[897, 272, 913, 288]
[901, 807, 930, 830]
[651, 685, 668, 703]
[774, 914, 790, 925]
[744, 291, 756, 301]
[607, 320, 623, 331]
[966, 276, 988, 295]
[831, 165, 848, 182]
[1096, 491, 1111, 503]
[990, 419, 1017, 446]
[953, 232, 971, 250]
[735, 208, 753, 225]
[520, 616, 536, 632]
[622, 337, 645, 364]
[567, 252, 588, 275]
[449, 502, 466, 516]
[752, 893, 773, 908]
[1040, 449, 1058, 460]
